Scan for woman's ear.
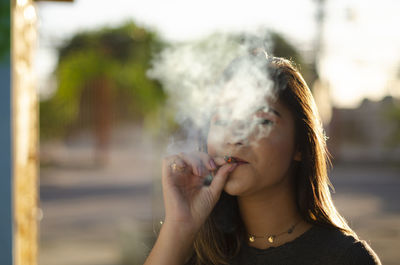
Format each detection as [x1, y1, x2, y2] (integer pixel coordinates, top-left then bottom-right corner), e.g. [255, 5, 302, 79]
[294, 151, 302, 161]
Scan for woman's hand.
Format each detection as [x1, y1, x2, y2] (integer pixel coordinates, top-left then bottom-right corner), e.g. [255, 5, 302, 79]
[162, 152, 237, 237]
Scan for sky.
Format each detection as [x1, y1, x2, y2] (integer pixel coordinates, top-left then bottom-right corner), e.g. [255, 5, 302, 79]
[34, 0, 400, 108]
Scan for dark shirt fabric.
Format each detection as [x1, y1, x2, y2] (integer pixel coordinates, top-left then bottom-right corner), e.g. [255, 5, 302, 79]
[230, 225, 381, 265]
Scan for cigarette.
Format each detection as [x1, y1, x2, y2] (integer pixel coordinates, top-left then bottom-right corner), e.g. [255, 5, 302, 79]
[203, 156, 236, 186]
[224, 156, 237, 163]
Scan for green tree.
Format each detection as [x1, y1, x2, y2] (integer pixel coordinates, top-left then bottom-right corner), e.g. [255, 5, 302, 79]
[40, 21, 166, 140]
[0, 0, 10, 61]
[239, 31, 314, 85]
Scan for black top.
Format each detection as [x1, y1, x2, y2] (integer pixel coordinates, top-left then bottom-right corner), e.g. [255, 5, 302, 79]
[230, 225, 381, 265]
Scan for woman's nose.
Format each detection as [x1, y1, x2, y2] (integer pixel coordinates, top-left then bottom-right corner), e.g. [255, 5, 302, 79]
[224, 120, 247, 146]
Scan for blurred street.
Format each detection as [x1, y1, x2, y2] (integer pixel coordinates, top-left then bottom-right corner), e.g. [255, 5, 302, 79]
[330, 164, 400, 265]
[39, 125, 162, 265]
[39, 126, 400, 265]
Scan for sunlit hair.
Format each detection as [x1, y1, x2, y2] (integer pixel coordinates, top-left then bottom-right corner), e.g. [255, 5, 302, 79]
[186, 55, 354, 265]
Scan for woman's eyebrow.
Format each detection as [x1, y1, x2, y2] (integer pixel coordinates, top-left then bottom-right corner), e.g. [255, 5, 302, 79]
[269, 108, 281, 117]
[256, 106, 282, 117]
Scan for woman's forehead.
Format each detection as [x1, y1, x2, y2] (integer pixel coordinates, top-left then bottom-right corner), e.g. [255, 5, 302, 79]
[263, 98, 292, 119]
[263, 97, 282, 112]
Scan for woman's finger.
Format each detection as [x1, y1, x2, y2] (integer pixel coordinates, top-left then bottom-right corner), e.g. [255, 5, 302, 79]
[193, 152, 219, 173]
[177, 152, 204, 176]
[212, 156, 228, 166]
[191, 152, 230, 178]
[163, 155, 186, 173]
[207, 163, 237, 197]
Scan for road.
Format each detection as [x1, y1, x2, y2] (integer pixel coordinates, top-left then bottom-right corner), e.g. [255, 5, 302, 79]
[330, 164, 400, 265]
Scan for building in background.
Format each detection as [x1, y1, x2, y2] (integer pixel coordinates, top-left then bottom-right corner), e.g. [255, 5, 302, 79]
[329, 96, 400, 164]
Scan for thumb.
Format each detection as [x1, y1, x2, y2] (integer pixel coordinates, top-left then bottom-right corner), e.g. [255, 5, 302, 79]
[208, 163, 237, 198]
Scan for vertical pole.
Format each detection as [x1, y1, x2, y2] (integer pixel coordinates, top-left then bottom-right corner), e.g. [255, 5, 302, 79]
[12, 0, 39, 264]
[0, 1, 12, 264]
[0, 57, 13, 265]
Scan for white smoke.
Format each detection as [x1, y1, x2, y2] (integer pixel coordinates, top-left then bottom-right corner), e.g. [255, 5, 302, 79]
[148, 32, 277, 152]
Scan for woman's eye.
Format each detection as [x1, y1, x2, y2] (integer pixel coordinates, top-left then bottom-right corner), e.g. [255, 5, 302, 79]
[258, 119, 273, 126]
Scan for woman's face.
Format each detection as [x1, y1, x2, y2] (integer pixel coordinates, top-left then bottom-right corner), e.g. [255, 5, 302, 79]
[207, 98, 301, 197]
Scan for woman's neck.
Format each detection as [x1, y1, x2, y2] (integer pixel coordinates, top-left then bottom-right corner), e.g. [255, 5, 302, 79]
[237, 177, 310, 249]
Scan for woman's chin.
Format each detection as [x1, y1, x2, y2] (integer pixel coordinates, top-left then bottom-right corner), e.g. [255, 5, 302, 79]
[223, 172, 248, 196]
[223, 184, 242, 196]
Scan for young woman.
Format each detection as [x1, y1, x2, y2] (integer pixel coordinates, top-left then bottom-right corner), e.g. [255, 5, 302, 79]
[144, 55, 381, 265]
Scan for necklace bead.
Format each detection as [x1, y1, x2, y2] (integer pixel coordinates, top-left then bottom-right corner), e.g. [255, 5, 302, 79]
[247, 220, 302, 245]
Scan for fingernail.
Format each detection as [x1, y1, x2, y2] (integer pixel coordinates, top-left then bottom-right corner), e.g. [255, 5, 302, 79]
[228, 163, 237, 172]
[197, 166, 202, 176]
[209, 159, 217, 170]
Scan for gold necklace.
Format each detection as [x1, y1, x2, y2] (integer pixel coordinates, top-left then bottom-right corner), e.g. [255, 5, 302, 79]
[248, 220, 302, 244]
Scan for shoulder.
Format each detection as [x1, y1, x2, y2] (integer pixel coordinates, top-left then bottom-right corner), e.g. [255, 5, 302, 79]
[309, 225, 381, 265]
[337, 240, 381, 265]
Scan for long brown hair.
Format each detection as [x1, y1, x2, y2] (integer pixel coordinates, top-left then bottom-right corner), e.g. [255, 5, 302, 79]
[187, 55, 354, 265]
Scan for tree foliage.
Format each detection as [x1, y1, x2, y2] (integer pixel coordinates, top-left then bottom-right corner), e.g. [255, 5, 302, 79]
[40, 21, 166, 139]
[0, 0, 10, 61]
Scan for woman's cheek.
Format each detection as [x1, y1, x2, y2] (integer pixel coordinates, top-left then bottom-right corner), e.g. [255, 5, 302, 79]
[207, 127, 225, 152]
[272, 134, 296, 172]
[256, 134, 291, 173]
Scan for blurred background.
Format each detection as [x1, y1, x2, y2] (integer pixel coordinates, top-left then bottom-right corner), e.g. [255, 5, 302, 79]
[7, 0, 400, 264]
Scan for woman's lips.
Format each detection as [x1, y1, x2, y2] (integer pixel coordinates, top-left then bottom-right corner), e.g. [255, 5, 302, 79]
[231, 156, 249, 164]
[204, 156, 248, 186]
[222, 155, 249, 166]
